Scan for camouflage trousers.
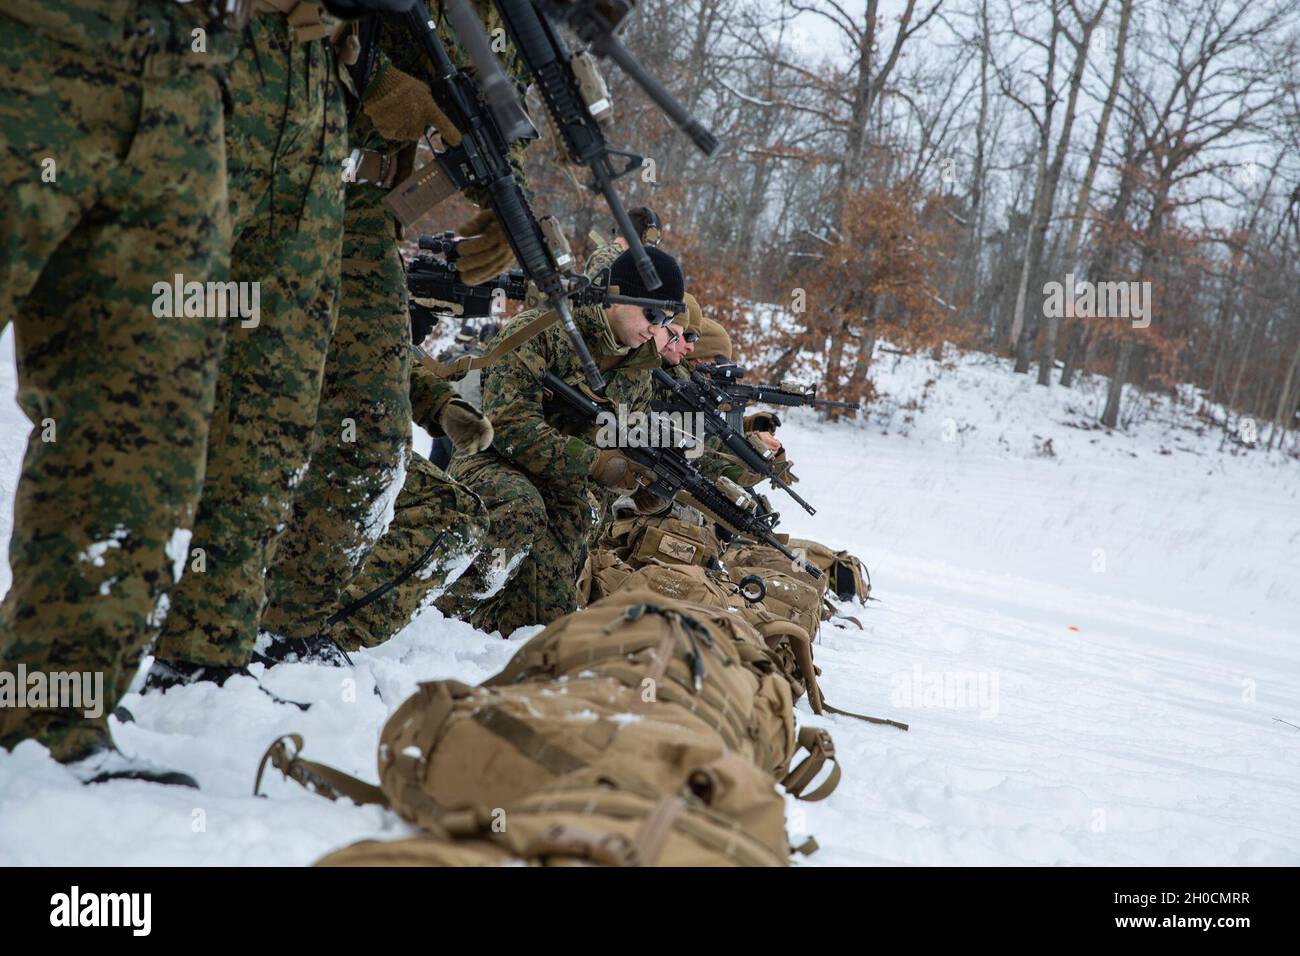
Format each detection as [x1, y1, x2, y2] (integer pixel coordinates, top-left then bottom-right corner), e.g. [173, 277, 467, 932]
[0, 8, 231, 760]
[259, 192, 415, 641]
[330, 454, 489, 649]
[436, 451, 598, 636]
[153, 16, 347, 668]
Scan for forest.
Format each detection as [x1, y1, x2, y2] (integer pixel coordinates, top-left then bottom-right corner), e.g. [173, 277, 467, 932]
[506, 0, 1300, 448]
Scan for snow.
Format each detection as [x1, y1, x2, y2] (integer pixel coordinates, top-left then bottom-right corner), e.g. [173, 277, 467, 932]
[1, 326, 1298, 866]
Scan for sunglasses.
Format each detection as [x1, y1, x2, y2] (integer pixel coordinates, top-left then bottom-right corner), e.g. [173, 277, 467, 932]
[643, 307, 673, 327]
[684, 331, 699, 343]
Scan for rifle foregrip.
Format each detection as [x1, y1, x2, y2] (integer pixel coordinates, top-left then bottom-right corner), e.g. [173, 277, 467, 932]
[487, 177, 554, 285]
[497, 0, 559, 70]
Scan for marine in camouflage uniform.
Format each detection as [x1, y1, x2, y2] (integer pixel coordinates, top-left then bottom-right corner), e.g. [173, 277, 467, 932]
[0, 0, 236, 772]
[328, 390, 490, 650]
[258, 2, 527, 647]
[582, 205, 662, 279]
[149, 5, 349, 673]
[433, 248, 685, 636]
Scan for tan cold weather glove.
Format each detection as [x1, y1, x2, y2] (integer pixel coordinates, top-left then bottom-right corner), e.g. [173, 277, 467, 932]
[744, 411, 780, 435]
[438, 398, 494, 454]
[362, 64, 462, 146]
[632, 486, 672, 516]
[590, 448, 642, 492]
[455, 209, 516, 284]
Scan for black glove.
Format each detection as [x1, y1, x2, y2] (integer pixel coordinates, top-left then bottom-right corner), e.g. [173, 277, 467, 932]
[410, 303, 438, 345]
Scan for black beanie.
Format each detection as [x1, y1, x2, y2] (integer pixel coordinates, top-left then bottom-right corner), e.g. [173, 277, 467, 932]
[607, 246, 684, 302]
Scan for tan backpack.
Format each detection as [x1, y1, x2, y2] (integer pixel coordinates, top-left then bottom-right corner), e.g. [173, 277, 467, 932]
[316, 776, 790, 867]
[786, 537, 872, 604]
[602, 513, 722, 569]
[369, 673, 798, 831]
[255, 590, 847, 834]
[487, 588, 798, 779]
[726, 563, 824, 643]
[610, 562, 819, 711]
[576, 547, 635, 606]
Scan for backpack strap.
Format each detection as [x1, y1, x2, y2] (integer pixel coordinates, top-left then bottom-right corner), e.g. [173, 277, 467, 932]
[823, 594, 864, 628]
[630, 796, 687, 865]
[254, 734, 388, 807]
[412, 310, 559, 380]
[471, 706, 588, 777]
[822, 701, 910, 731]
[757, 620, 823, 714]
[781, 726, 841, 801]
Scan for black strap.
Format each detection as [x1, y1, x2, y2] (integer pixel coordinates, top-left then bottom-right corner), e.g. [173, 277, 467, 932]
[323, 530, 447, 631]
[346, 12, 383, 124]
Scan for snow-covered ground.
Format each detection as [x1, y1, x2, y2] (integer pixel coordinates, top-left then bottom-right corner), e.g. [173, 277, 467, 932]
[1, 328, 1297, 866]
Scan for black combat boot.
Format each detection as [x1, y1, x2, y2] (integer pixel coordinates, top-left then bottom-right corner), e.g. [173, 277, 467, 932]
[141, 658, 250, 694]
[252, 632, 353, 668]
[140, 658, 310, 710]
[64, 743, 199, 789]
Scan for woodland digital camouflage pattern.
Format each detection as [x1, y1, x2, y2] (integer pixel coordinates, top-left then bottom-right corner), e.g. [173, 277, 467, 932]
[584, 240, 624, 279]
[331, 454, 489, 648]
[433, 306, 660, 635]
[0, 1, 233, 759]
[260, 191, 414, 642]
[262, 0, 528, 641]
[154, 12, 347, 668]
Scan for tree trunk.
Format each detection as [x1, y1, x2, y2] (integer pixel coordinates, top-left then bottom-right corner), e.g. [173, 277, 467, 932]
[1101, 340, 1134, 428]
[1040, 0, 1129, 385]
[1060, 322, 1092, 387]
[1268, 334, 1300, 449]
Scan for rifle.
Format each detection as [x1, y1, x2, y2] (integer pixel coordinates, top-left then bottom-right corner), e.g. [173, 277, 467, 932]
[651, 367, 817, 517]
[694, 362, 860, 430]
[490, 0, 686, 291]
[540, 370, 819, 577]
[533, 1, 719, 157]
[404, 234, 684, 334]
[408, 238, 530, 318]
[395, 5, 607, 391]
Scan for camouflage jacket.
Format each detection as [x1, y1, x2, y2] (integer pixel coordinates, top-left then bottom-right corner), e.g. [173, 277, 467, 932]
[584, 240, 623, 279]
[481, 306, 659, 489]
[2, 0, 241, 64]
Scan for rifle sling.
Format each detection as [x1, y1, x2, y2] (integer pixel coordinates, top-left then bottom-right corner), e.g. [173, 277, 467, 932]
[414, 309, 560, 380]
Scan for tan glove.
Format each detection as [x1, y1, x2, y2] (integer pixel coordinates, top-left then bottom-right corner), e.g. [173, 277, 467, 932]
[362, 64, 461, 145]
[438, 398, 494, 454]
[590, 448, 641, 491]
[632, 486, 672, 516]
[454, 209, 516, 284]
